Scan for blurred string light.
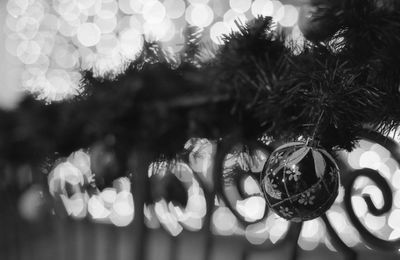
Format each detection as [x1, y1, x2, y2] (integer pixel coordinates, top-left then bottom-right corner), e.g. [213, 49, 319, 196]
[48, 150, 134, 226]
[15, 0, 400, 248]
[222, 134, 400, 247]
[44, 135, 400, 246]
[5, 0, 301, 101]
[333, 137, 400, 245]
[146, 160, 207, 236]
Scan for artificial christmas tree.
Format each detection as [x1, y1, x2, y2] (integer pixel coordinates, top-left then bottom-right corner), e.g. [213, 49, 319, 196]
[2, 0, 400, 259]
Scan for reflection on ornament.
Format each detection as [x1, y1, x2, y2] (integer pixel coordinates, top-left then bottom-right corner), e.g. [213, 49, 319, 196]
[261, 142, 339, 222]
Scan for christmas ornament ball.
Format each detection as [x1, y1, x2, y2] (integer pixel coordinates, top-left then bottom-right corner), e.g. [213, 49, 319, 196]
[261, 142, 339, 222]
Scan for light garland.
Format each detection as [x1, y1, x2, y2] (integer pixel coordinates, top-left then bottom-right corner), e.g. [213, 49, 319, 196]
[4, 0, 299, 101]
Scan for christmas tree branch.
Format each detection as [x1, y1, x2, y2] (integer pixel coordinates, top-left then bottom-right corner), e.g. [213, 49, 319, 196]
[1, 1, 400, 166]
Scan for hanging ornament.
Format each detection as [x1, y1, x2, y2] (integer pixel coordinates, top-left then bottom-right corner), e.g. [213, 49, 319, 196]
[261, 142, 339, 222]
[298, 0, 343, 42]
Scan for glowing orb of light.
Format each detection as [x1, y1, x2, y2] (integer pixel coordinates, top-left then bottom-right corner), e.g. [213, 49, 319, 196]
[359, 150, 381, 170]
[245, 222, 269, 245]
[243, 176, 262, 195]
[163, 0, 186, 19]
[118, 0, 135, 14]
[16, 16, 40, 40]
[60, 193, 87, 218]
[186, 4, 214, 28]
[58, 18, 79, 37]
[113, 191, 134, 216]
[56, 2, 80, 22]
[143, 18, 175, 42]
[128, 15, 144, 33]
[271, 0, 284, 22]
[298, 238, 319, 251]
[392, 170, 400, 189]
[24, 2, 45, 21]
[119, 28, 144, 58]
[223, 9, 247, 32]
[327, 211, 347, 233]
[143, 1, 166, 24]
[53, 44, 79, 69]
[97, 1, 119, 19]
[46, 69, 78, 101]
[188, 0, 209, 4]
[209, 21, 229, 45]
[67, 150, 91, 177]
[100, 188, 117, 206]
[388, 209, 400, 230]
[85, 0, 102, 16]
[236, 196, 266, 221]
[55, 161, 83, 187]
[186, 192, 207, 218]
[393, 190, 400, 209]
[36, 33, 58, 55]
[351, 195, 368, 217]
[301, 219, 322, 239]
[77, 22, 101, 47]
[347, 147, 364, 169]
[269, 217, 289, 244]
[88, 195, 109, 219]
[18, 185, 46, 221]
[277, 5, 299, 27]
[96, 34, 119, 54]
[113, 177, 132, 192]
[230, 0, 251, 13]
[26, 55, 50, 76]
[251, 0, 274, 17]
[77, 0, 97, 11]
[389, 230, 400, 239]
[212, 207, 237, 235]
[7, 0, 29, 18]
[41, 14, 60, 32]
[17, 40, 41, 65]
[109, 210, 134, 227]
[94, 16, 117, 34]
[364, 213, 386, 231]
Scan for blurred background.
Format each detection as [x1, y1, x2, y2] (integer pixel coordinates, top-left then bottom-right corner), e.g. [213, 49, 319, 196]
[1, 1, 400, 260]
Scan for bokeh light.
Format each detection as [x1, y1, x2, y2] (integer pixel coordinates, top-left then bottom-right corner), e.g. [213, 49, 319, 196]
[77, 23, 102, 47]
[164, 0, 186, 19]
[5, 0, 303, 101]
[47, 150, 134, 226]
[338, 136, 400, 243]
[18, 185, 47, 221]
[230, 0, 251, 13]
[10, 1, 400, 249]
[245, 220, 269, 245]
[143, 1, 166, 24]
[209, 21, 229, 45]
[42, 129, 400, 246]
[277, 5, 298, 27]
[186, 4, 214, 28]
[251, 0, 274, 17]
[212, 207, 238, 236]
